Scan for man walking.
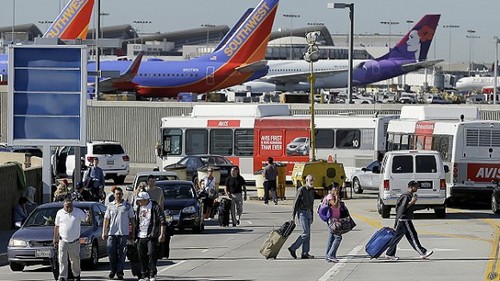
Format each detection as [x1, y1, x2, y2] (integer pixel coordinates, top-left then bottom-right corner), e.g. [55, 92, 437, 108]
[83, 158, 105, 201]
[225, 167, 247, 226]
[384, 180, 434, 260]
[53, 199, 89, 281]
[135, 192, 166, 281]
[262, 157, 278, 205]
[288, 174, 315, 259]
[146, 175, 164, 211]
[102, 187, 135, 280]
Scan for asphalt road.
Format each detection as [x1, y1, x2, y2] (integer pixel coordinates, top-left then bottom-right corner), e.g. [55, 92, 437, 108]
[2, 188, 499, 281]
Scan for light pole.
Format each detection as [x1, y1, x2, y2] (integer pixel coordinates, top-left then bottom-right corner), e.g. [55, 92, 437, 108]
[330, 3, 354, 104]
[201, 24, 215, 50]
[283, 13, 300, 59]
[380, 20, 399, 48]
[133, 20, 152, 44]
[406, 20, 414, 31]
[11, 0, 15, 43]
[466, 30, 480, 76]
[495, 36, 499, 105]
[443, 24, 460, 70]
[304, 31, 321, 162]
[100, 12, 109, 39]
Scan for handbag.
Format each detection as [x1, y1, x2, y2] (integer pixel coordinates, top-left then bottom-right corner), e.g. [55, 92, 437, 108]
[328, 216, 356, 235]
[207, 188, 218, 199]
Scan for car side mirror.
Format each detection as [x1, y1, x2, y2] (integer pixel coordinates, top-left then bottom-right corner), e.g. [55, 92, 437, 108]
[372, 166, 380, 174]
[444, 165, 450, 173]
[361, 167, 368, 172]
[126, 185, 134, 192]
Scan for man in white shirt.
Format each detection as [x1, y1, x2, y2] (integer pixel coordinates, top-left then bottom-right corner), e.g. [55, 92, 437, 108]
[53, 199, 89, 281]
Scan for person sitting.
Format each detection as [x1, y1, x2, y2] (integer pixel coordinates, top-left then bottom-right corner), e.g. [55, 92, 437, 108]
[13, 197, 29, 228]
[53, 183, 69, 202]
[71, 182, 93, 201]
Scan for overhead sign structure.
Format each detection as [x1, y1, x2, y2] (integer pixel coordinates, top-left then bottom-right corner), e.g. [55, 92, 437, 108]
[7, 45, 87, 146]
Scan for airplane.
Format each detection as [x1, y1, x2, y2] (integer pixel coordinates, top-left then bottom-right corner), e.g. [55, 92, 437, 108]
[0, 0, 95, 76]
[455, 76, 500, 92]
[229, 14, 442, 93]
[87, 0, 279, 98]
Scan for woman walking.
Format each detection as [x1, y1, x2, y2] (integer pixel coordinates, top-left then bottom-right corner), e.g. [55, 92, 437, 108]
[324, 185, 342, 262]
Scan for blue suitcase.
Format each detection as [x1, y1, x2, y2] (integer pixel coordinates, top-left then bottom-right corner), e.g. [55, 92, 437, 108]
[365, 227, 395, 258]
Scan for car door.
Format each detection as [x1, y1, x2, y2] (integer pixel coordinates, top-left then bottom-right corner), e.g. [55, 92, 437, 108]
[368, 161, 381, 189]
[93, 204, 107, 257]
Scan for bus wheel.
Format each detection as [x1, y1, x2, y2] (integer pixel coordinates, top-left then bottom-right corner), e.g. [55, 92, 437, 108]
[492, 194, 500, 214]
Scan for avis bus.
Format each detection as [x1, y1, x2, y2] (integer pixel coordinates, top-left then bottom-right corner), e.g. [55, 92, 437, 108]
[386, 106, 500, 201]
[157, 104, 396, 183]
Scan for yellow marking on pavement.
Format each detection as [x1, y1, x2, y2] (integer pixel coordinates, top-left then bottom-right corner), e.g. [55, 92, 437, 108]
[350, 213, 382, 229]
[483, 219, 500, 281]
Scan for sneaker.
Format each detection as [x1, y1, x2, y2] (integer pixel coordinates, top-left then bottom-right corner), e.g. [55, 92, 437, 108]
[385, 255, 399, 261]
[116, 273, 124, 280]
[301, 254, 315, 259]
[74, 276, 81, 281]
[236, 219, 240, 225]
[326, 257, 339, 263]
[274, 201, 278, 205]
[420, 250, 434, 259]
[58, 278, 66, 281]
[150, 277, 156, 281]
[109, 272, 116, 279]
[139, 278, 149, 281]
[288, 247, 297, 259]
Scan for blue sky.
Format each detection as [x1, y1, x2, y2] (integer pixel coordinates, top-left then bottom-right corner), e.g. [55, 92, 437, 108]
[1, 0, 499, 65]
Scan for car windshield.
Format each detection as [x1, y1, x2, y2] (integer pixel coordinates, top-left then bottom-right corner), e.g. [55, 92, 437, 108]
[159, 184, 195, 199]
[135, 174, 179, 188]
[93, 144, 124, 154]
[200, 156, 231, 165]
[293, 138, 307, 143]
[24, 206, 92, 227]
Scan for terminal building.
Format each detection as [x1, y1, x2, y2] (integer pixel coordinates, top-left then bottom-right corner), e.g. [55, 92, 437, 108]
[0, 23, 489, 92]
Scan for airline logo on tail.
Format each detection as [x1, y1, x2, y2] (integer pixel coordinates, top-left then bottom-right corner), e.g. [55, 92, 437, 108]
[44, 0, 95, 39]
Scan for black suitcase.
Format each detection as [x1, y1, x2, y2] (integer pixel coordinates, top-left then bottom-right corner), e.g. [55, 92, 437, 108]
[126, 241, 142, 277]
[218, 197, 231, 227]
[50, 245, 74, 281]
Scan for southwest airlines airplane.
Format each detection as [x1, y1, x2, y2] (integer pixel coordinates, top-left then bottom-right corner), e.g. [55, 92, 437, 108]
[231, 14, 441, 93]
[0, 0, 95, 75]
[88, 0, 279, 97]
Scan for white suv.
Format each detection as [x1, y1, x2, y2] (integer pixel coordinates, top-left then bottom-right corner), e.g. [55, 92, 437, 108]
[377, 150, 449, 219]
[53, 141, 130, 184]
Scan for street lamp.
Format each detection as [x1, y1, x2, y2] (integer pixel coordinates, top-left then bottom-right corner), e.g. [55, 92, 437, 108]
[201, 24, 216, 50]
[304, 31, 321, 162]
[466, 30, 480, 76]
[100, 12, 109, 39]
[380, 20, 399, 48]
[406, 20, 414, 31]
[494, 36, 499, 105]
[443, 24, 460, 70]
[133, 20, 152, 44]
[283, 13, 300, 59]
[329, 2, 354, 104]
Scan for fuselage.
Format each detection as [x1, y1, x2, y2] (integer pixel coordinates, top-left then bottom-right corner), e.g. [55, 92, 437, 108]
[455, 76, 499, 92]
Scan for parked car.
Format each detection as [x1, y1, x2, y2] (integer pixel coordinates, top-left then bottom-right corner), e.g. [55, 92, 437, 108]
[286, 137, 310, 156]
[351, 160, 381, 194]
[8, 201, 107, 272]
[52, 141, 130, 184]
[156, 180, 204, 233]
[174, 154, 236, 185]
[399, 94, 417, 104]
[426, 95, 449, 104]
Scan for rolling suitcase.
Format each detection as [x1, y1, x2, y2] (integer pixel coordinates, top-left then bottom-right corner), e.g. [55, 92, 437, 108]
[365, 227, 395, 258]
[50, 245, 74, 281]
[259, 220, 295, 259]
[218, 197, 231, 227]
[126, 240, 142, 277]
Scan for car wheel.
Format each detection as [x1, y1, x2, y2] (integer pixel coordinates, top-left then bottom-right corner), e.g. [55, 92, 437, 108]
[352, 178, 364, 194]
[434, 206, 446, 218]
[114, 176, 126, 185]
[492, 194, 500, 214]
[83, 242, 99, 270]
[9, 262, 24, 272]
[380, 201, 391, 218]
[193, 222, 204, 233]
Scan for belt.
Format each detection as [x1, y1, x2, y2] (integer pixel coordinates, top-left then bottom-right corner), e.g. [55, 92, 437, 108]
[61, 238, 79, 243]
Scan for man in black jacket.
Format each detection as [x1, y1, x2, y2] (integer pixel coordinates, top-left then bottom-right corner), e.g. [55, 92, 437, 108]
[384, 181, 433, 260]
[288, 174, 315, 259]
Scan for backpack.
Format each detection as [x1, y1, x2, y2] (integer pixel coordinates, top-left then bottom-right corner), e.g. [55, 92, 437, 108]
[317, 203, 331, 222]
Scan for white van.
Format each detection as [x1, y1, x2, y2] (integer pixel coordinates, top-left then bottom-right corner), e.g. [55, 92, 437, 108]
[377, 150, 449, 219]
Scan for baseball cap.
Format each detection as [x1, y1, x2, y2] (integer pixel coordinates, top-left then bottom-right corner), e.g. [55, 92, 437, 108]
[136, 191, 150, 200]
[408, 180, 420, 187]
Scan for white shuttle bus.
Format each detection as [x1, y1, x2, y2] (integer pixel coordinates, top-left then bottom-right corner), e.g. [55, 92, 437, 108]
[158, 104, 397, 183]
[386, 106, 500, 201]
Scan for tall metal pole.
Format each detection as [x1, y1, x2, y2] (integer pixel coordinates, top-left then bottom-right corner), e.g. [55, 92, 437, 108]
[495, 37, 498, 105]
[309, 59, 316, 161]
[443, 25, 459, 70]
[11, 0, 15, 43]
[347, 4, 354, 105]
[283, 14, 300, 60]
[95, 0, 100, 99]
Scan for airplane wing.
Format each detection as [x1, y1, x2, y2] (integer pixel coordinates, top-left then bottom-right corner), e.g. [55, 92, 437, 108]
[235, 60, 268, 73]
[401, 59, 443, 73]
[97, 52, 144, 92]
[259, 68, 347, 84]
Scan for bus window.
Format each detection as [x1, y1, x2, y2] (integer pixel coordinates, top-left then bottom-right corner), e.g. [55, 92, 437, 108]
[161, 129, 182, 156]
[432, 135, 452, 162]
[316, 129, 334, 148]
[336, 129, 361, 149]
[210, 129, 233, 156]
[234, 129, 254, 156]
[186, 129, 208, 155]
[401, 134, 409, 150]
[416, 135, 425, 150]
[391, 134, 401, 151]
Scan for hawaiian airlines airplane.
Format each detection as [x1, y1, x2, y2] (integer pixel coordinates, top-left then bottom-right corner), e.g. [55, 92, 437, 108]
[88, 0, 279, 98]
[230, 14, 441, 93]
[455, 76, 500, 92]
[0, 0, 95, 76]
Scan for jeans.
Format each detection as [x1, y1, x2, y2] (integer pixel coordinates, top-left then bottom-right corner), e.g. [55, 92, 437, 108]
[137, 238, 159, 278]
[230, 193, 243, 225]
[325, 231, 342, 259]
[107, 235, 128, 275]
[290, 210, 313, 255]
[263, 180, 277, 204]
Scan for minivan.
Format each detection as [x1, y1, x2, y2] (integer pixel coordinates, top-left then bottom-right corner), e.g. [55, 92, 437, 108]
[377, 150, 449, 219]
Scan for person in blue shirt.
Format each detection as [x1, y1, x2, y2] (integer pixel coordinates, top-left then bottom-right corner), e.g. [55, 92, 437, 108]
[83, 158, 105, 201]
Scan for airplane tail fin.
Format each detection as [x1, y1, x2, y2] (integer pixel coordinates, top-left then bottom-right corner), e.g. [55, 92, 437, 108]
[378, 14, 440, 62]
[211, 0, 279, 64]
[44, 0, 95, 39]
[213, 8, 254, 52]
